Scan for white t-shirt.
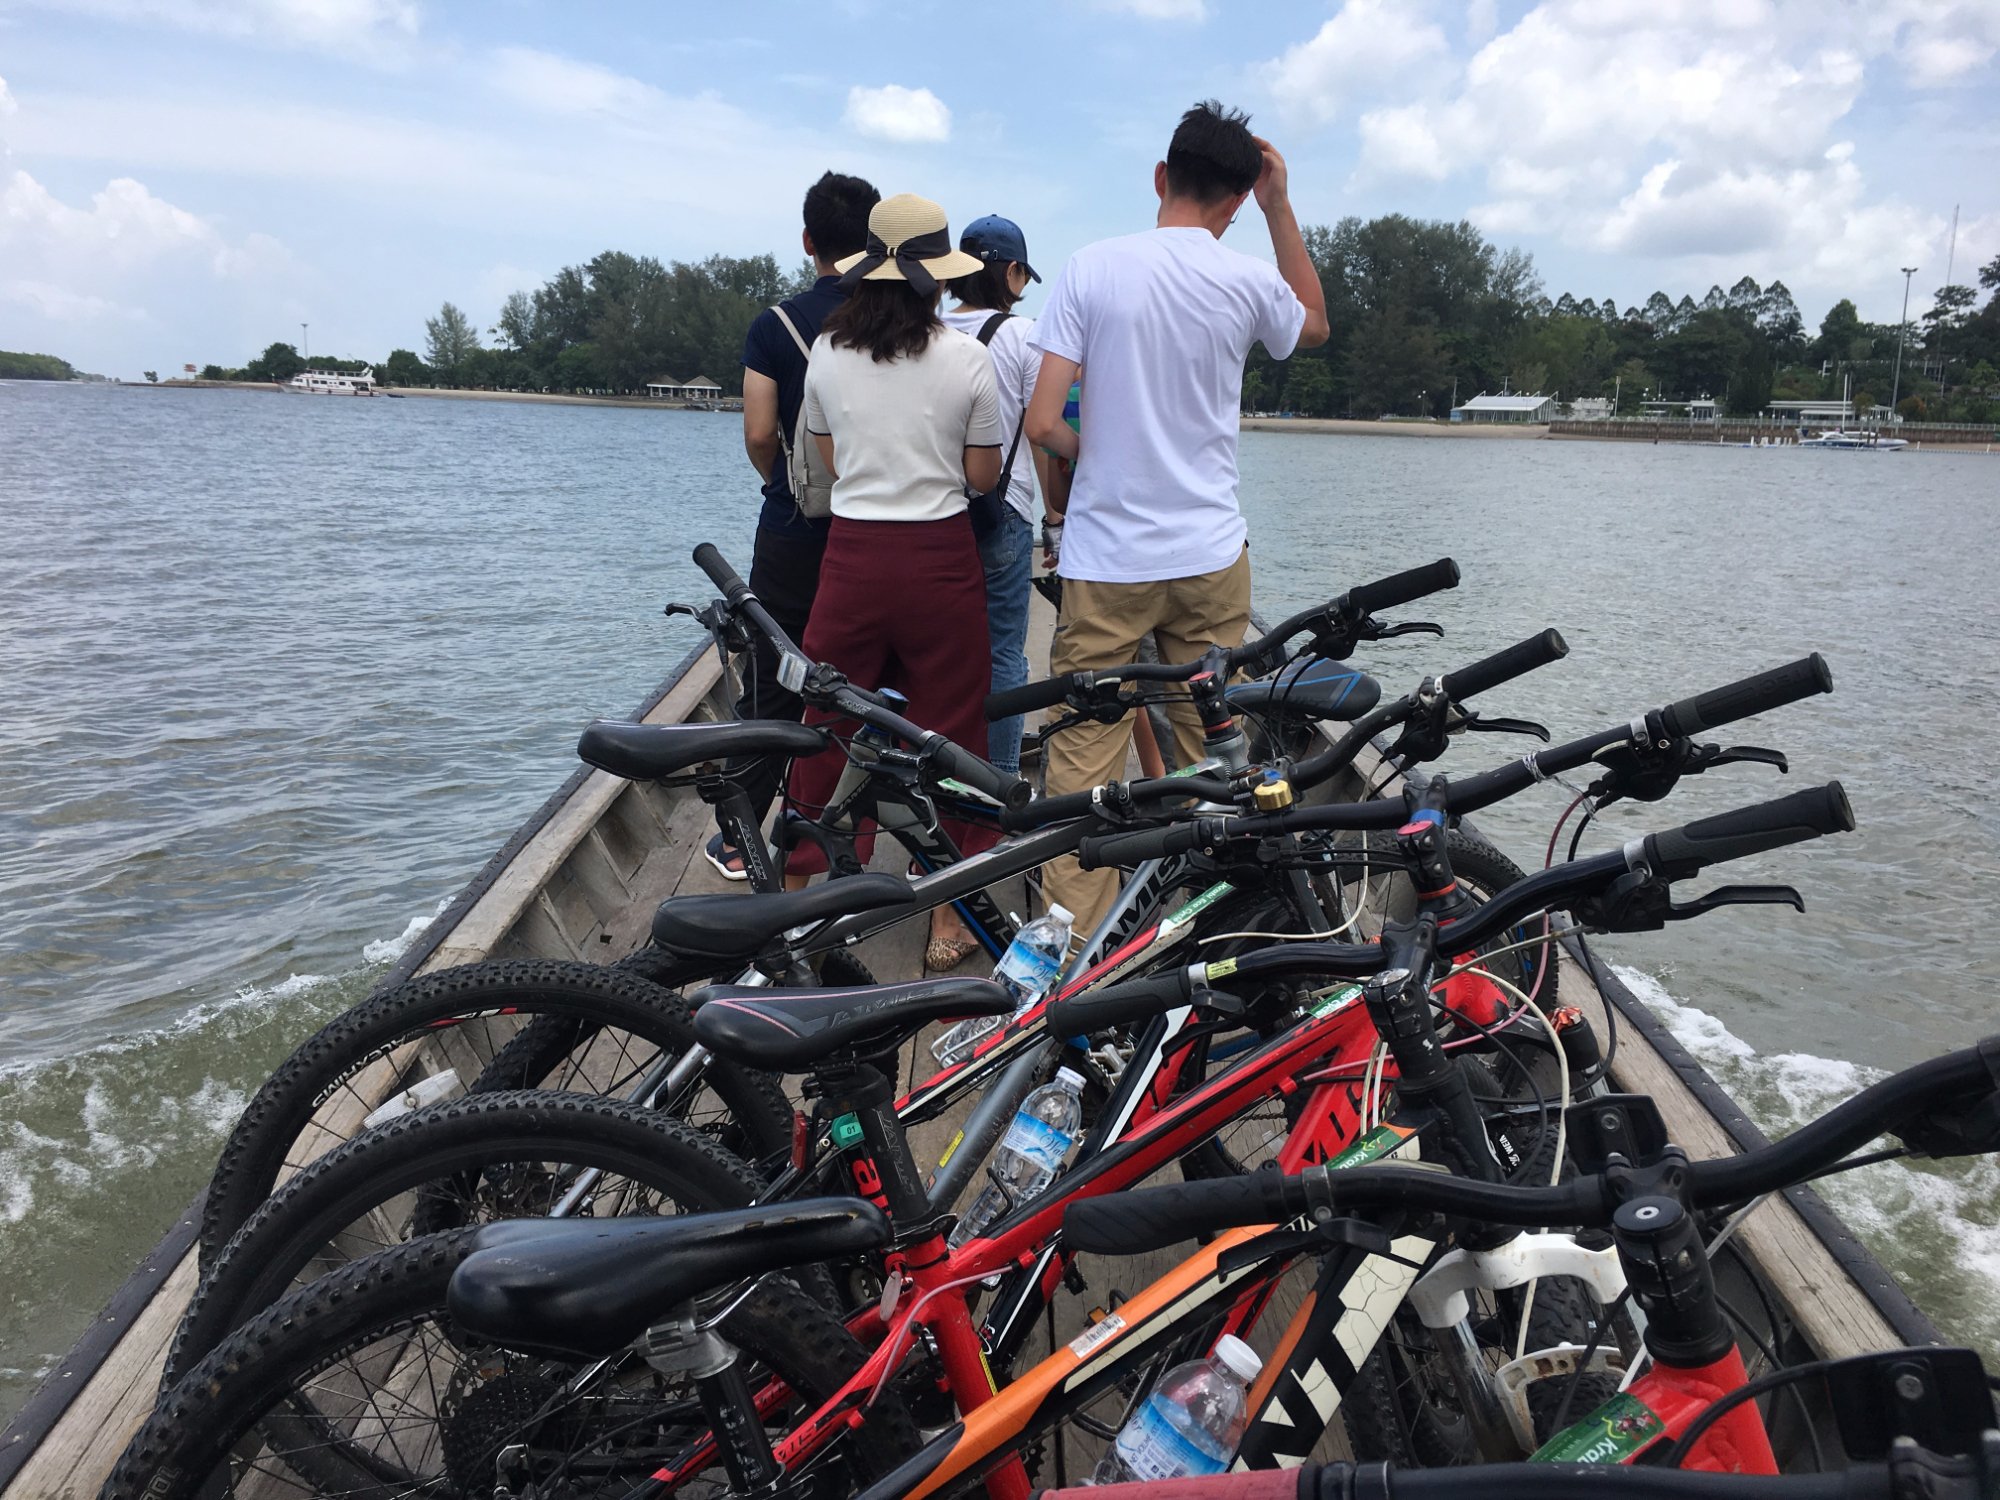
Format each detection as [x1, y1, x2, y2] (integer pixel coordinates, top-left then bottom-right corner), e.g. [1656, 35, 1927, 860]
[802, 324, 1003, 523]
[1029, 227, 1307, 583]
[940, 307, 1039, 522]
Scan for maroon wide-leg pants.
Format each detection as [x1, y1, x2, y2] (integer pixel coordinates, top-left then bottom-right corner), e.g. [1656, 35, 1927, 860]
[784, 515, 998, 876]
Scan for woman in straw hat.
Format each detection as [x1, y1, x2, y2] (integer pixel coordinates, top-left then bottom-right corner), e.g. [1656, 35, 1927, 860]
[784, 193, 1006, 970]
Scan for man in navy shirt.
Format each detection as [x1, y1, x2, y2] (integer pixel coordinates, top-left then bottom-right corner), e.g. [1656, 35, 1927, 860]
[713, 170, 879, 878]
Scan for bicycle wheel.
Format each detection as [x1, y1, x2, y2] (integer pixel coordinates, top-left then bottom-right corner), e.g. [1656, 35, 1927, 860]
[1341, 1279, 1617, 1465]
[111, 1231, 920, 1500]
[199, 959, 791, 1268]
[170, 1090, 772, 1386]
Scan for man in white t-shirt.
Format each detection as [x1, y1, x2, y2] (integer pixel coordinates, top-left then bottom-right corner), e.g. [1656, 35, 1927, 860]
[1023, 99, 1331, 940]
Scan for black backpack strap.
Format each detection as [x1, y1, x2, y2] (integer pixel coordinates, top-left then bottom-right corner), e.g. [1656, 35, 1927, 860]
[976, 312, 1011, 346]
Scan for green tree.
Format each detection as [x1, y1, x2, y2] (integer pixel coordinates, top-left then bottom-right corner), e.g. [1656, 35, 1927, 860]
[1815, 299, 1861, 366]
[493, 291, 537, 351]
[244, 341, 304, 381]
[424, 302, 481, 384]
[198, 363, 225, 380]
[382, 348, 429, 386]
[1979, 254, 2000, 295]
[0, 350, 77, 379]
[142, 370, 158, 383]
[1345, 307, 1448, 417]
[1284, 357, 1335, 416]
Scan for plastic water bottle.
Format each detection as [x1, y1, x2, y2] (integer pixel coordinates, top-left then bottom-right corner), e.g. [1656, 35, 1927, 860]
[947, 1067, 1085, 1248]
[930, 905, 1074, 1066]
[1091, 1336, 1263, 1484]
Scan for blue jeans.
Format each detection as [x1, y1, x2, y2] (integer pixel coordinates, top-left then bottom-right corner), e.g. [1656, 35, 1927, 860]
[978, 508, 1033, 774]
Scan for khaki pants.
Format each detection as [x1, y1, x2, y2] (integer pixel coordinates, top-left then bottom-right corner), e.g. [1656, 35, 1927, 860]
[1043, 547, 1253, 946]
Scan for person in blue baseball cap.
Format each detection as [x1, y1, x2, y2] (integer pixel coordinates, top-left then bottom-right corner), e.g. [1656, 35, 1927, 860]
[941, 214, 1069, 780]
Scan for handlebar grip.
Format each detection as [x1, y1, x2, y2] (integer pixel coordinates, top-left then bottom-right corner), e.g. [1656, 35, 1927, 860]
[1657, 653, 1833, 739]
[1440, 628, 1569, 703]
[1064, 1172, 1307, 1255]
[1346, 558, 1460, 615]
[986, 675, 1081, 722]
[1045, 970, 1195, 1038]
[925, 737, 1033, 812]
[691, 543, 751, 605]
[1077, 823, 1204, 870]
[1643, 781, 1854, 879]
[1000, 788, 1097, 832]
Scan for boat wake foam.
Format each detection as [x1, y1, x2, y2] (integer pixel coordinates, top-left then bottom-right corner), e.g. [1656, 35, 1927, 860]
[0, 898, 447, 1419]
[1615, 964, 2000, 1364]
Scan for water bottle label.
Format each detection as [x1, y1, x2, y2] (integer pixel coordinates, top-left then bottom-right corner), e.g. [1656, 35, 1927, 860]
[995, 943, 1061, 999]
[1113, 1395, 1227, 1481]
[998, 1113, 1073, 1171]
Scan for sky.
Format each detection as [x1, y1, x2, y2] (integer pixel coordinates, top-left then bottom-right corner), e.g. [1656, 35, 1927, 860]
[1, 0, 1996, 380]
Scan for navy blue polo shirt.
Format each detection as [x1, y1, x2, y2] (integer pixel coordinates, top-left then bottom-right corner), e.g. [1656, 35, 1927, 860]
[742, 274, 847, 536]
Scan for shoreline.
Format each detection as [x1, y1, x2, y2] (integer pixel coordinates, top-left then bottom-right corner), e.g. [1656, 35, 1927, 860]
[1240, 416, 1546, 439]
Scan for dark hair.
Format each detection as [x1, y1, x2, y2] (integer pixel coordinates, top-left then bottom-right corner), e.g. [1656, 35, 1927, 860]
[1164, 100, 1261, 206]
[822, 279, 941, 363]
[803, 172, 880, 263]
[946, 260, 1020, 313]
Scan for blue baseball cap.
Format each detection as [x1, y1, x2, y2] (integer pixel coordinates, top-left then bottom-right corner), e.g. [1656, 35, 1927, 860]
[959, 215, 1041, 283]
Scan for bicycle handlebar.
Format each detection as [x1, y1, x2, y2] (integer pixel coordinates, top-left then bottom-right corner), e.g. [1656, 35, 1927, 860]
[1440, 628, 1569, 704]
[1658, 653, 1834, 740]
[986, 559, 1460, 724]
[1643, 782, 1853, 878]
[1345, 557, 1462, 617]
[1063, 1030, 1995, 1256]
[691, 545, 1034, 811]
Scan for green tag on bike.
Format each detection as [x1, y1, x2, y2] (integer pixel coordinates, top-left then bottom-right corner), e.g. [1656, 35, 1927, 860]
[1530, 1391, 1666, 1463]
[1325, 1120, 1416, 1170]
[829, 1113, 865, 1149]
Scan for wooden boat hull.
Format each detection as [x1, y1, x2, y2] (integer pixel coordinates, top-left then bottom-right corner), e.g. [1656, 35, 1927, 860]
[0, 605, 1936, 1495]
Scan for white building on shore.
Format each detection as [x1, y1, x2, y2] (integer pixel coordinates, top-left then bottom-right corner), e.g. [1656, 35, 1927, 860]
[1450, 393, 1555, 424]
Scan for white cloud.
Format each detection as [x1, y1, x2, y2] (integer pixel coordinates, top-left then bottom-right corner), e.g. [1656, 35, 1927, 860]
[1265, 0, 1451, 125]
[843, 84, 951, 144]
[1286, 0, 1982, 314]
[5, 0, 422, 65]
[486, 46, 665, 118]
[0, 73, 17, 118]
[0, 169, 291, 321]
[1093, 0, 1207, 19]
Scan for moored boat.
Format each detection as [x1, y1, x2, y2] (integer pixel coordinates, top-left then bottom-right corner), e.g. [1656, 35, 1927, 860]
[1798, 428, 1908, 451]
[282, 367, 378, 396]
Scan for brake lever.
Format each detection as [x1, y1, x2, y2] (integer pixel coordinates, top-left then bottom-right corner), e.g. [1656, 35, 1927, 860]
[1455, 712, 1551, 743]
[1215, 1213, 1396, 1279]
[1373, 619, 1444, 640]
[1573, 873, 1804, 933]
[1701, 743, 1790, 773]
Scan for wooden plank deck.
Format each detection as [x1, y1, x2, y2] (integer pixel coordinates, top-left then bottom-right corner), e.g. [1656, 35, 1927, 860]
[0, 589, 1913, 1494]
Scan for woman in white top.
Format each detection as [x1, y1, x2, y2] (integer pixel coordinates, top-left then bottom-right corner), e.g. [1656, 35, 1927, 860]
[786, 193, 1006, 969]
[939, 214, 1071, 779]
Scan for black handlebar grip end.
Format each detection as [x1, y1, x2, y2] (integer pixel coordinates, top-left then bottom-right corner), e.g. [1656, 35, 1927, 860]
[691, 544, 751, 603]
[1063, 1172, 1302, 1256]
[1443, 627, 1570, 702]
[1348, 558, 1461, 616]
[985, 675, 1079, 723]
[1657, 653, 1836, 739]
[1645, 780, 1854, 877]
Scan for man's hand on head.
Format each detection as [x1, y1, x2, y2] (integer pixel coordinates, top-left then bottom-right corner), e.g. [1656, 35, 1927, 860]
[1252, 136, 1290, 212]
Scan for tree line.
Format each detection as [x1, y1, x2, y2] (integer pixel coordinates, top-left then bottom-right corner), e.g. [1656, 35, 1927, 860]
[1, 350, 78, 380]
[199, 220, 2000, 425]
[1248, 216, 2000, 425]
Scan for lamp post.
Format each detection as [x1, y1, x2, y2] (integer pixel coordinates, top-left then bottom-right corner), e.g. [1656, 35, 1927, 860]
[301, 322, 309, 365]
[1889, 266, 1916, 421]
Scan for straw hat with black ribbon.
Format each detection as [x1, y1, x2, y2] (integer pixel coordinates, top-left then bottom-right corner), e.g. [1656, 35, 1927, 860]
[836, 194, 984, 296]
